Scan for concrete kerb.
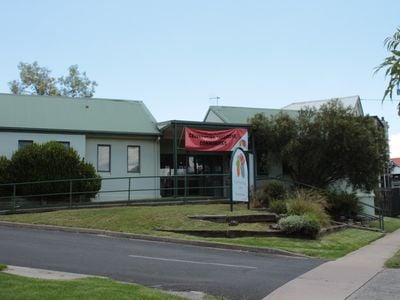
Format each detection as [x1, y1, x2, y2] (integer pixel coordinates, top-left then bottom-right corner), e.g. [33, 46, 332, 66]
[0, 220, 308, 258]
[3, 265, 92, 280]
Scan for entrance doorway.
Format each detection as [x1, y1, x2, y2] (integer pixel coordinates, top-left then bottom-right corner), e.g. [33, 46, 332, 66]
[160, 153, 228, 197]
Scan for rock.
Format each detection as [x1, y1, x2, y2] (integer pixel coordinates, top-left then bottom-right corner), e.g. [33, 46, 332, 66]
[228, 220, 239, 226]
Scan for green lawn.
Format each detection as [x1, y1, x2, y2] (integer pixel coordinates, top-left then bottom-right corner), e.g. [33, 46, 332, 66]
[370, 217, 400, 233]
[0, 204, 383, 260]
[385, 249, 400, 268]
[205, 229, 382, 260]
[0, 204, 268, 234]
[0, 272, 183, 300]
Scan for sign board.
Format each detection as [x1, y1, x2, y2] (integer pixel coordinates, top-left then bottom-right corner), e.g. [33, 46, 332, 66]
[185, 128, 248, 152]
[231, 147, 249, 202]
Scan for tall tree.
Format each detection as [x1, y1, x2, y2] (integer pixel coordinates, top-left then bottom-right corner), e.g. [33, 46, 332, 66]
[9, 62, 97, 98]
[375, 27, 400, 115]
[9, 62, 59, 96]
[58, 65, 97, 98]
[251, 101, 388, 191]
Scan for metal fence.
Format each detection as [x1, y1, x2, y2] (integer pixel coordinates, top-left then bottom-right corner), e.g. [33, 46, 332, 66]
[0, 174, 231, 213]
[378, 188, 400, 217]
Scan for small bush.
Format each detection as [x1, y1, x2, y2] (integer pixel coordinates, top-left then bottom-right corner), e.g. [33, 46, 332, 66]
[74, 162, 101, 199]
[325, 191, 362, 219]
[278, 214, 321, 238]
[264, 180, 287, 199]
[286, 190, 330, 227]
[257, 180, 288, 206]
[0, 156, 12, 197]
[7, 141, 101, 202]
[269, 199, 287, 215]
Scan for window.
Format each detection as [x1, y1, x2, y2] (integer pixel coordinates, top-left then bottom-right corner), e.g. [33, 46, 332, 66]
[97, 145, 111, 172]
[127, 146, 140, 173]
[58, 141, 70, 148]
[18, 140, 33, 149]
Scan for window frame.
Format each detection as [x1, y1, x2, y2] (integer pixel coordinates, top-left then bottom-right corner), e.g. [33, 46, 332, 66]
[18, 140, 33, 150]
[97, 144, 111, 172]
[127, 145, 141, 173]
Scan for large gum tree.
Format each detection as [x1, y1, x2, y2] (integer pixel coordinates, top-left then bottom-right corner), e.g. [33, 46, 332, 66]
[251, 100, 388, 191]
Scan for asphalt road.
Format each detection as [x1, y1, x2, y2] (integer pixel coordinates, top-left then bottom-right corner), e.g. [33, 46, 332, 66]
[0, 225, 323, 300]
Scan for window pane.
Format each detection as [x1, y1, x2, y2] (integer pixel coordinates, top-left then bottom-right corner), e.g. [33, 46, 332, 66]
[128, 146, 140, 173]
[58, 141, 70, 148]
[98, 145, 110, 172]
[18, 140, 33, 150]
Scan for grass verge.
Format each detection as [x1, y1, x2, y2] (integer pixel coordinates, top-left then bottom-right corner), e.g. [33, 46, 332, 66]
[385, 249, 400, 268]
[203, 228, 382, 260]
[370, 217, 400, 233]
[0, 204, 383, 260]
[0, 272, 183, 300]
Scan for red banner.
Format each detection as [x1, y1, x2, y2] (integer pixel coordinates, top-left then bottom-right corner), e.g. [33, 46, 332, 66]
[185, 128, 248, 152]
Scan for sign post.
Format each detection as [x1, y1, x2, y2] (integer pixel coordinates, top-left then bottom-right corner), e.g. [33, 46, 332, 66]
[230, 147, 249, 211]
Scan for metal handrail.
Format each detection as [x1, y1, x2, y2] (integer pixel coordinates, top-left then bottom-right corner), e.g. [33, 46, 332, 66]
[0, 174, 231, 213]
[0, 173, 230, 187]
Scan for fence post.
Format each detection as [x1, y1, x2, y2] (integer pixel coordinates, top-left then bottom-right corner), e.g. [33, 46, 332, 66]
[184, 174, 187, 200]
[12, 184, 16, 212]
[128, 177, 131, 204]
[69, 180, 73, 208]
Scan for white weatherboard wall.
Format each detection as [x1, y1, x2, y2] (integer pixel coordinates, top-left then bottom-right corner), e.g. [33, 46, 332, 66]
[0, 132, 86, 159]
[85, 137, 160, 201]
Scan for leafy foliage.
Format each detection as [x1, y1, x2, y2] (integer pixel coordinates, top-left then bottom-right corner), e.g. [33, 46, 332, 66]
[251, 100, 388, 191]
[278, 214, 321, 239]
[9, 62, 97, 98]
[375, 27, 400, 115]
[58, 65, 97, 97]
[286, 190, 330, 227]
[325, 191, 362, 219]
[0, 156, 11, 196]
[257, 180, 288, 206]
[268, 199, 287, 215]
[0, 142, 101, 201]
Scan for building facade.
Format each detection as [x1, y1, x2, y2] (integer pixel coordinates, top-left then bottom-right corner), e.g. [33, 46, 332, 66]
[0, 94, 161, 201]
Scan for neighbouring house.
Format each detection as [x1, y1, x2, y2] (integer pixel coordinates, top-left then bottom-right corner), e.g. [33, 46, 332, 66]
[391, 158, 400, 188]
[0, 93, 161, 201]
[282, 95, 364, 116]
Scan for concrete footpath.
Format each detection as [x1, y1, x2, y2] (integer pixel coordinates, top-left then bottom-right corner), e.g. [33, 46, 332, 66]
[264, 229, 400, 300]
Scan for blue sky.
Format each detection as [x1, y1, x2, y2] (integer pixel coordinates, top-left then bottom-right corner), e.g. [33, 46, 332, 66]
[1, 0, 399, 156]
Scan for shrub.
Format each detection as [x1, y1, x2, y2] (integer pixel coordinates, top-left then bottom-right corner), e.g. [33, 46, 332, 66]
[0, 156, 12, 197]
[7, 141, 101, 201]
[257, 180, 288, 207]
[269, 199, 287, 215]
[278, 214, 321, 238]
[74, 162, 101, 199]
[286, 190, 330, 227]
[325, 191, 362, 219]
[264, 180, 287, 199]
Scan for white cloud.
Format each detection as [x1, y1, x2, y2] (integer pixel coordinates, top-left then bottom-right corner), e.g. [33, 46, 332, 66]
[390, 133, 400, 158]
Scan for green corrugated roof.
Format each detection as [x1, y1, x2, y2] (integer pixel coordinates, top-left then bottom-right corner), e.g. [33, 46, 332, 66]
[0, 94, 160, 135]
[204, 105, 299, 124]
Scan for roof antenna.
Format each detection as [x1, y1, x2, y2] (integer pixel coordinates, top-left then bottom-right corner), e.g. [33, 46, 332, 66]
[209, 96, 220, 106]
